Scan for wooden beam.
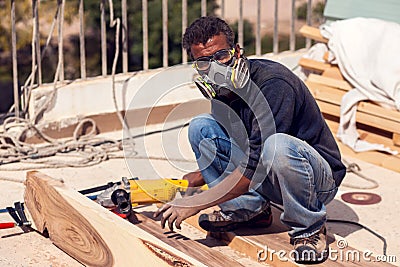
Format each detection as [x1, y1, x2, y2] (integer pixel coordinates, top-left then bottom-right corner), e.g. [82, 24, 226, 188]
[393, 133, 400, 147]
[325, 119, 398, 151]
[185, 207, 396, 266]
[299, 58, 331, 73]
[306, 81, 400, 128]
[325, 119, 400, 173]
[307, 73, 353, 91]
[299, 25, 328, 43]
[24, 171, 206, 267]
[322, 66, 344, 80]
[185, 209, 299, 267]
[358, 101, 400, 123]
[131, 212, 244, 267]
[315, 98, 400, 136]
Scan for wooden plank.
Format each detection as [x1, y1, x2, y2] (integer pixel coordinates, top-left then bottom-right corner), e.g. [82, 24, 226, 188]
[306, 81, 400, 128]
[308, 73, 353, 91]
[315, 98, 400, 137]
[131, 212, 244, 267]
[24, 171, 206, 267]
[299, 58, 331, 73]
[326, 119, 400, 173]
[358, 101, 400, 123]
[356, 112, 400, 135]
[306, 81, 345, 104]
[393, 133, 400, 147]
[316, 100, 341, 117]
[185, 209, 299, 267]
[185, 207, 396, 266]
[322, 66, 345, 80]
[299, 25, 328, 43]
[324, 119, 399, 151]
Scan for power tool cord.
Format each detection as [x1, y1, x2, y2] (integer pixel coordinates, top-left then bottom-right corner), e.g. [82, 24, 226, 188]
[270, 202, 387, 256]
[118, 122, 190, 141]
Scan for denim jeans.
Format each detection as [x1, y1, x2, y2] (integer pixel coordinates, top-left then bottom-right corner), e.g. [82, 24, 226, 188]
[188, 113, 338, 238]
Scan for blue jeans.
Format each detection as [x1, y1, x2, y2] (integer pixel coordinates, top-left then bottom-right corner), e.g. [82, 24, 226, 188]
[188, 114, 338, 238]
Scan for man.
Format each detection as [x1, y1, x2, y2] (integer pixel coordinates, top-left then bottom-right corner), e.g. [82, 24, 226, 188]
[155, 16, 346, 263]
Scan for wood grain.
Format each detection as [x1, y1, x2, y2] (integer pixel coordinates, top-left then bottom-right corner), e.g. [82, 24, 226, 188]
[24, 171, 206, 267]
[299, 58, 331, 73]
[132, 212, 244, 267]
[299, 25, 328, 43]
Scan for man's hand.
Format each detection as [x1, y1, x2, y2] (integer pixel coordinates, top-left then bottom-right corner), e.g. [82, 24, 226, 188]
[153, 198, 201, 231]
[154, 168, 250, 231]
[183, 171, 205, 196]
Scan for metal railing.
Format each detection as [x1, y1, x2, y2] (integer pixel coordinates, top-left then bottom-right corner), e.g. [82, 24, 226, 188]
[6, 0, 319, 118]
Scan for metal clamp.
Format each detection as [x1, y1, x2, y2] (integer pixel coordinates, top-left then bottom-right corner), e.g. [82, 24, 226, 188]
[5, 201, 32, 232]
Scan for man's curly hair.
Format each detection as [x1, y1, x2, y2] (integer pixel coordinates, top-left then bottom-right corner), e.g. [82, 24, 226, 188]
[182, 16, 235, 59]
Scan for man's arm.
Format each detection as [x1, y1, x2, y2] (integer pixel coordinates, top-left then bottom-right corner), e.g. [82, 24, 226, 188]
[183, 170, 205, 196]
[154, 168, 250, 230]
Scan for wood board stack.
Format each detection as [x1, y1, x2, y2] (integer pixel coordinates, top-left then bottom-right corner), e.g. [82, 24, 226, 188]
[299, 25, 400, 172]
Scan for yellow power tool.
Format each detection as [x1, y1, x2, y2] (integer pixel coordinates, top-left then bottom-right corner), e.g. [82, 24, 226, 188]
[130, 179, 207, 205]
[95, 177, 208, 214]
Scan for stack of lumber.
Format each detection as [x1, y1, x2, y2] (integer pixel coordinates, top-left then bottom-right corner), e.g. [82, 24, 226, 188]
[299, 25, 400, 173]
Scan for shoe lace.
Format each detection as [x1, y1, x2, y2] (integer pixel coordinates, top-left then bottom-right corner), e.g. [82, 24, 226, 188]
[212, 210, 231, 222]
[295, 233, 321, 247]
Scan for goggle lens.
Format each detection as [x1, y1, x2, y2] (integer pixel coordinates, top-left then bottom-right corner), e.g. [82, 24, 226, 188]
[194, 48, 234, 71]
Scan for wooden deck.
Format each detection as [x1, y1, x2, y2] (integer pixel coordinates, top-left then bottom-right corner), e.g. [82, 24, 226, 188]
[184, 208, 396, 267]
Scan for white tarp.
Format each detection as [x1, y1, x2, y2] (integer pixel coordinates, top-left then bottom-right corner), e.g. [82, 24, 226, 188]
[318, 17, 400, 154]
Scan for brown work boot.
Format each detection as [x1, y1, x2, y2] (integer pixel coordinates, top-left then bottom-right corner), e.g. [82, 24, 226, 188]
[292, 225, 329, 263]
[198, 206, 273, 232]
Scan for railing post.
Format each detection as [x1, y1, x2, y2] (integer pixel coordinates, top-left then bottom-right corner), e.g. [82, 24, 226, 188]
[201, 0, 206, 17]
[100, 0, 107, 76]
[255, 0, 261, 56]
[58, 0, 65, 82]
[142, 0, 149, 70]
[79, 0, 86, 79]
[306, 0, 312, 49]
[290, 0, 296, 51]
[162, 0, 168, 67]
[182, 0, 187, 63]
[220, 0, 225, 19]
[238, 0, 243, 48]
[122, 0, 128, 73]
[11, 0, 19, 117]
[273, 0, 279, 54]
[32, 0, 42, 85]
[34, 0, 41, 85]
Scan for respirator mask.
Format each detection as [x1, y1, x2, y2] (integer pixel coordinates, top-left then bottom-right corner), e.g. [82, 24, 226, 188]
[193, 48, 250, 100]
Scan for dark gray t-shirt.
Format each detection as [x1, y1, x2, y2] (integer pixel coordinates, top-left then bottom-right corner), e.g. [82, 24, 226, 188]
[211, 58, 346, 186]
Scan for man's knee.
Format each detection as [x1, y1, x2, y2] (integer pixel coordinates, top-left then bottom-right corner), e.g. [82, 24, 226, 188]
[261, 133, 296, 172]
[188, 114, 220, 144]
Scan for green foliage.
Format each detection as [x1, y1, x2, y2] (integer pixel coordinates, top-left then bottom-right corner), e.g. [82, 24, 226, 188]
[81, 0, 217, 72]
[229, 20, 255, 56]
[0, 0, 77, 53]
[297, 1, 326, 22]
[0, 0, 311, 86]
[313, 1, 326, 23]
[296, 2, 307, 20]
[126, 0, 218, 69]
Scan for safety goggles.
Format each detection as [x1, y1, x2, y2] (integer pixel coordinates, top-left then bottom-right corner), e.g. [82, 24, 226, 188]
[192, 48, 235, 71]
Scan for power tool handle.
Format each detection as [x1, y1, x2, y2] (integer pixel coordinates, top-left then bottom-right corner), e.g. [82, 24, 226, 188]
[0, 222, 16, 229]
